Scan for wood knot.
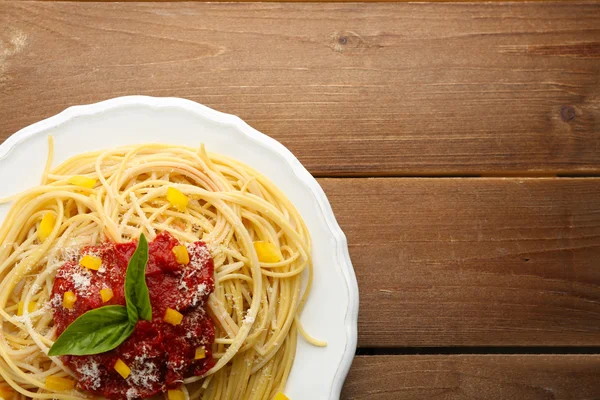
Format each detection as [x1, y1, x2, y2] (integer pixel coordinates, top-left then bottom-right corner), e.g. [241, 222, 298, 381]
[332, 31, 380, 53]
[560, 105, 576, 122]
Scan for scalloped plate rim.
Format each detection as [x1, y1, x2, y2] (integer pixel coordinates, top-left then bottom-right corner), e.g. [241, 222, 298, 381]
[0, 95, 359, 400]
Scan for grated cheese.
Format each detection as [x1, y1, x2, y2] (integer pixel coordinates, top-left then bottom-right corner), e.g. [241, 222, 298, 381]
[167, 359, 186, 374]
[243, 312, 255, 325]
[12, 315, 29, 325]
[77, 360, 101, 390]
[82, 250, 101, 259]
[128, 355, 160, 390]
[186, 244, 211, 270]
[177, 279, 188, 291]
[70, 267, 92, 295]
[30, 283, 41, 294]
[60, 247, 80, 263]
[191, 283, 207, 307]
[126, 387, 139, 400]
[49, 294, 62, 308]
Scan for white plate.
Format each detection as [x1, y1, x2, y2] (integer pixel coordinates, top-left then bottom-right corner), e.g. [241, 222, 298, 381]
[0, 96, 358, 400]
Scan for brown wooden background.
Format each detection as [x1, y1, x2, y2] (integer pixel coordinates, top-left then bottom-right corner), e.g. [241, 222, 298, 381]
[1, 1, 600, 399]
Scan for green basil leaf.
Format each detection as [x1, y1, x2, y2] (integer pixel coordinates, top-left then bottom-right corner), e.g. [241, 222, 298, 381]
[48, 305, 133, 356]
[125, 233, 152, 324]
[49, 234, 152, 356]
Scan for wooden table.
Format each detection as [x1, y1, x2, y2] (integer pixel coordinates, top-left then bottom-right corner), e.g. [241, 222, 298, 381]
[1, 1, 600, 398]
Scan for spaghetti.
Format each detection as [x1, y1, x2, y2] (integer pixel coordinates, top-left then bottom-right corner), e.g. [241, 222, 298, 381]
[0, 139, 324, 400]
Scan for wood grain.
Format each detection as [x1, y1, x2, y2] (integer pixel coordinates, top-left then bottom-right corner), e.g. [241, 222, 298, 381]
[1, 2, 599, 176]
[342, 355, 600, 399]
[318, 178, 600, 347]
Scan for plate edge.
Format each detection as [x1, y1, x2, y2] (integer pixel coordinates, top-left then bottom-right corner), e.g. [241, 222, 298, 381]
[0, 96, 359, 400]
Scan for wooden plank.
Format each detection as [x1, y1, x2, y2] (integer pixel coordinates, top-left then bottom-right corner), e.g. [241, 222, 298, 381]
[318, 178, 600, 347]
[1, 2, 599, 176]
[30, 0, 576, 3]
[342, 355, 600, 399]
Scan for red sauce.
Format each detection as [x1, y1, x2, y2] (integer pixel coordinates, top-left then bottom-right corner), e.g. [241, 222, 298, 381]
[51, 232, 216, 399]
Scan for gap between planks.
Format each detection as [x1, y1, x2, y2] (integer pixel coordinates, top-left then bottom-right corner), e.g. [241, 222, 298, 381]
[356, 346, 600, 356]
[28, 0, 594, 4]
[29, 0, 583, 2]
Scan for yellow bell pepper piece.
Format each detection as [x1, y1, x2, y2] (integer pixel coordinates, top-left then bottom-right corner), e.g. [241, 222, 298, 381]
[63, 292, 77, 310]
[17, 301, 37, 316]
[195, 346, 206, 360]
[164, 308, 183, 326]
[68, 176, 97, 189]
[167, 187, 189, 212]
[38, 212, 56, 242]
[100, 288, 114, 303]
[167, 390, 186, 400]
[253, 241, 282, 263]
[172, 245, 190, 265]
[273, 393, 290, 400]
[114, 359, 131, 379]
[45, 376, 76, 391]
[80, 255, 102, 271]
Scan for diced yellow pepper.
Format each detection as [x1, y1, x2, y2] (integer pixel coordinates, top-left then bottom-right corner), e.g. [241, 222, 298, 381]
[114, 359, 131, 379]
[253, 241, 282, 263]
[17, 301, 37, 316]
[167, 187, 189, 212]
[100, 288, 114, 303]
[38, 212, 56, 242]
[167, 390, 186, 400]
[172, 245, 190, 265]
[45, 376, 76, 391]
[63, 291, 77, 310]
[79, 255, 102, 271]
[164, 308, 183, 326]
[0, 385, 14, 399]
[195, 346, 206, 360]
[68, 176, 97, 189]
[272, 393, 290, 400]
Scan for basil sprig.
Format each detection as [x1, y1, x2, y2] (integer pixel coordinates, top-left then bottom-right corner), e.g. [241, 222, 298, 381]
[125, 234, 151, 325]
[47, 306, 134, 356]
[48, 234, 152, 356]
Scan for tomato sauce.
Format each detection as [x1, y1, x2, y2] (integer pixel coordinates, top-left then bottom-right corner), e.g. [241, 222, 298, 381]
[51, 232, 215, 399]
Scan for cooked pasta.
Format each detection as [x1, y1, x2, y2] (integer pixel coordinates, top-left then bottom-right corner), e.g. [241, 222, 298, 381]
[0, 138, 324, 400]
